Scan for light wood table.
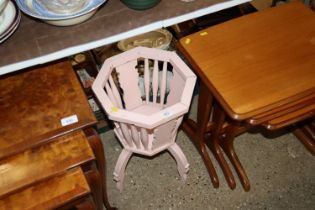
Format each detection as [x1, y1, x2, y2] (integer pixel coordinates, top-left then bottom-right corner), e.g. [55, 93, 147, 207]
[178, 2, 315, 191]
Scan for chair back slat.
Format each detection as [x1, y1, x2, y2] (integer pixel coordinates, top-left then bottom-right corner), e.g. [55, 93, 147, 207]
[105, 82, 118, 107]
[159, 61, 168, 107]
[152, 60, 159, 103]
[116, 60, 143, 110]
[166, 66, 185, 107]
[109, 75, 123, 108]
[144, 58, 150, 104]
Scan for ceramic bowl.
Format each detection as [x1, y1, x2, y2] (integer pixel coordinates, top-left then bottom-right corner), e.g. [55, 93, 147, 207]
[16, 0, 107, 26]
[117, 29, 173, 51]
[121, 0, 161, 10]
[45, 9, 97, 26]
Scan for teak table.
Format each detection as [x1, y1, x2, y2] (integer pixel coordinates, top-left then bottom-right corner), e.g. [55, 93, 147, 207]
[178, 2, 315, 191]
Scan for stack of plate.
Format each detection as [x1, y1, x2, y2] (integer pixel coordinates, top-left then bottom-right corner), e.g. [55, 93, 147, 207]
[0, 1, 21, 43]
[16, 0, 107, 26]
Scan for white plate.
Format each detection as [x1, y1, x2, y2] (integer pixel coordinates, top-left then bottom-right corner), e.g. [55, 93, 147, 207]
[0, 2, 21, 39]
[0, 1, 17, 35]
[0, 1, 21, 43]
[0, 11, 20, 43]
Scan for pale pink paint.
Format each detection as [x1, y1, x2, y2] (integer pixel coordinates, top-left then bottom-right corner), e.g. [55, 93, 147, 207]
[92, 47, 196, 191]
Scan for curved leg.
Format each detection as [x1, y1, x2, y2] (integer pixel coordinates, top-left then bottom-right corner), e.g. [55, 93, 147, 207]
[75, 197, 96, 210]
[113, 149, 133, 192]
[221, 123, 251, 191]
[84, 128, 117, 210]
[85, 167, 104, 210]
[293, 126, 315, 156]
[206, 104, 236, 190]
[168, 143, 189, 183]
[182, 82, 219, 188]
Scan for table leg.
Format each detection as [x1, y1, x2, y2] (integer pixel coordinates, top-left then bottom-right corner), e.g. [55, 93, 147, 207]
[85, 167, 104, 210]
[182, 82, 219, 188]
[206, 104, 236, 189]
[75, 197, 96, 210]
[292, 124, 315, 156]
[220, 122, 251, 191]
[84, 128, 117, 210]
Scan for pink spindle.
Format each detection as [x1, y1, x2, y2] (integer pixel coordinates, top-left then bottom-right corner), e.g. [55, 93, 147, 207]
[105, 82, 118, 107]
[159, 61, 168, 106]
[140, 128, 149, 150]
[120, 123, 133, 147]
[166, 66, 185, 107]
[131, 125, 141, 149]
[152, 60, 159, 103]
[144, 58, 150, 103]
[109, 75, 123, 108]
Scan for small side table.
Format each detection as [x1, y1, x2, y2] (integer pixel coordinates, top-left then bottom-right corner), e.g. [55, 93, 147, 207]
[0, 60, 115, 209]
[178, 2, 315, 191]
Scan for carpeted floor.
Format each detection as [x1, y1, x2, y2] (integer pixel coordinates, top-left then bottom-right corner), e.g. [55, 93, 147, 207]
[100, 95, 315, 210]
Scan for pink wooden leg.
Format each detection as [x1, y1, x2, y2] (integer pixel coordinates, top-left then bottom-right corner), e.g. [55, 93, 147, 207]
[113, 149, 133, 192]
[168, 143, 189, 183]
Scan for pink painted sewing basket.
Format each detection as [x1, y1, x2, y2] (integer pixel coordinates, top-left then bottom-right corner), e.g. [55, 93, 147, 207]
[92, 46, 196, 191]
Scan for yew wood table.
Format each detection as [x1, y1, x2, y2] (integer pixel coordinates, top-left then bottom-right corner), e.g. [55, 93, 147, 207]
[177, 2, 315, 191]
[0, 60, 115, 209]
[0, 60, 96, 159]
[0, 130, 97, 209]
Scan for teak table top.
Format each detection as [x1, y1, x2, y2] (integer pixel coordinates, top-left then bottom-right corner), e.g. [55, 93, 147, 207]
[179, 2, 315, 120]
[0, 60, 96, 160]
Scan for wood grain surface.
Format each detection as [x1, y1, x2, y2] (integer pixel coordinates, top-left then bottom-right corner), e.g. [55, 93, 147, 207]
[264, 103, 315, 130]
[0, 60, 96, 160]
[0, 130, 94, 198]
[179, 2, 315, 120]
[0, 167, 90, 210]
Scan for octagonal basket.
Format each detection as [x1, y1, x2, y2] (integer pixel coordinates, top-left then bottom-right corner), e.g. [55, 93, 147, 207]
[92, 46, 196, 191]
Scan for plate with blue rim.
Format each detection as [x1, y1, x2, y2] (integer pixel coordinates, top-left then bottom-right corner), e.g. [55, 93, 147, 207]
[16, 0, 107, 20]
[0, 0, 21, 43]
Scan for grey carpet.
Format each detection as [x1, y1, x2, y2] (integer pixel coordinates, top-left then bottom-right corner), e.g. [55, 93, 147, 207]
[100, 95, 315, 210]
